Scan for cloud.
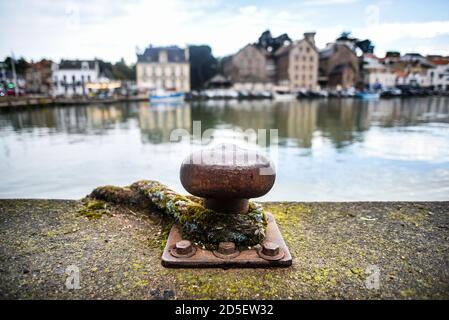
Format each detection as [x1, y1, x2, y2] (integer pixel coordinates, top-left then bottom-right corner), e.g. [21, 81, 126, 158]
[301, 0, 360, 5]
[0, 0, 447, 63]
[351, 20, 449, 55]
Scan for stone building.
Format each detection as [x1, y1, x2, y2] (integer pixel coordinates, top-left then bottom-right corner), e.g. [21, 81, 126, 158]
[222, 44, 274, 90]
[319, 43, 359, 89]
[136, 46, 190, 92]
[274, 32, 319, 91]
[25, 59, 55, 95]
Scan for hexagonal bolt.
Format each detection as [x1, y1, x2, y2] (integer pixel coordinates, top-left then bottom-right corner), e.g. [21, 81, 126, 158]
[261, 241, 280, 257]
[175, 240, 193, 255]
[217, 242, 236, 255]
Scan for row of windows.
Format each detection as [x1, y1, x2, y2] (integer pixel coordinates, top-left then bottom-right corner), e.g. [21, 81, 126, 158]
[294, 74, 315, 81]
[142, 79, 189, 88]
[293, 83, 315, 90]
[141, 75, 186, 81]
[294, 64, 315, 71]
[294, 54, 315, 62]
[142, 65, 187, 77]
[53, 75, 92, 83]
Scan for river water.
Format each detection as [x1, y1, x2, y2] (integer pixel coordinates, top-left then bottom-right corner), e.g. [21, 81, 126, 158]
[1, 97, 449, 201]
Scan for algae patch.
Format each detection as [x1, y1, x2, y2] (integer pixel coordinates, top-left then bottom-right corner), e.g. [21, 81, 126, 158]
[89, 180, 267, 248]
[78, 199, 112, 220]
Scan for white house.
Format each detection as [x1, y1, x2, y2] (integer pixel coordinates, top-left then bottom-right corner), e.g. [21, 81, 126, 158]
[428, 65, 449, 90]
[52, 60, 100, 96]
[396, 72, 432, 87]
[362, 54, 396, 89]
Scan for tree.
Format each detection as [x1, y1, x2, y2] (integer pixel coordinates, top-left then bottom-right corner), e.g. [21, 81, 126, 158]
[113, 58, 136, 81]
[2, 56, 29, 76]
[188, 45, 218, 90]
[257, 30, 292, 52]
[97, 58, 136, 81]
[337, 31, 375, 54]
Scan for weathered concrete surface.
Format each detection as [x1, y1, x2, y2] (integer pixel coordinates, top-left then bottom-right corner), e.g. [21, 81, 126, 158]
[0, 199, 448, 299]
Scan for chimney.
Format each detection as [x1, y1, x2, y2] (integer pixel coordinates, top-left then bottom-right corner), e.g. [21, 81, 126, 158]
[184, 47, 190, 61]
[304, 32, 316, 47]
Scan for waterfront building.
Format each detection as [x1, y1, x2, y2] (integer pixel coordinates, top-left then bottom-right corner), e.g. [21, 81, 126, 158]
[52, 60, 100, 96]
[275, 32, 319, 91]
[361, 53, 396, 90]
[319, 42, 359, 89]
[136, 45, 190, 93]
[427, 55, 449, 90]
[387, 53, 434, 87]
[222, 44, 275, 91]
[25, 59, 55, 95]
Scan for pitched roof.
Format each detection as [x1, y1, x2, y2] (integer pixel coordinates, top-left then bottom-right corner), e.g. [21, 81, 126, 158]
[59, 60, 97, 70]
[137, 46, 187, 63]
[274, 38, 318, 57]
[274, 43, 293, 57]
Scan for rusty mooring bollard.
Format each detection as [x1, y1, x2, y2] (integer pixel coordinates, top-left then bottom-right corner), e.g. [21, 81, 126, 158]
[162, 143, 292, 268]
[180, 143, 276, 214]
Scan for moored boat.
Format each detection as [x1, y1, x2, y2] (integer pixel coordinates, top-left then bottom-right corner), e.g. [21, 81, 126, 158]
[149, 89, 185, 103]
[356, 91, 380, 100]
[273, 90, 296, 101]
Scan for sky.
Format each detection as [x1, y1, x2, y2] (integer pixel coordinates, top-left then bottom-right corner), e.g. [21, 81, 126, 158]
[0, 0, 448, 63]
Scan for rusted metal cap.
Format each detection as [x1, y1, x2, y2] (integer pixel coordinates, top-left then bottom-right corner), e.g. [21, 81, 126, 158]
[180, 143, 276, 213]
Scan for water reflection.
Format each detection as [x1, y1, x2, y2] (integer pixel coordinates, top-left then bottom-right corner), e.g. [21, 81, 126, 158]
[2, 98, 448, 148]
[139, 103, 191, 144]
[1, 97, 448, 200]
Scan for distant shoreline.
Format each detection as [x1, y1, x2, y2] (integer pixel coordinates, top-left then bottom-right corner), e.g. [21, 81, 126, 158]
[0, 96, 148, 109]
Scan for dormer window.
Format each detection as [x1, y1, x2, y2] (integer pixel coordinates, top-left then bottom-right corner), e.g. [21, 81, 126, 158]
[81, 61, 89, 70]
[159, 50, 168, 63]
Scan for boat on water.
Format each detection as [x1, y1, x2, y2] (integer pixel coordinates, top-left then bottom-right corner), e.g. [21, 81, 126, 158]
[273, 89, 296, 101]
[356, 91, 380, 100]
[149, 89, 185, 103]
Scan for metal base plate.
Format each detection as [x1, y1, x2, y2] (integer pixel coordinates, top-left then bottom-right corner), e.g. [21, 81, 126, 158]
[161, 213, 292, 268]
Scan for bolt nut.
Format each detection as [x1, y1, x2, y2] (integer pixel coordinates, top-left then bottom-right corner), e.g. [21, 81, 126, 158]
[262, 241, 280, 257]
[175, 240, 193, 255]
[218, 242, 236, 255]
